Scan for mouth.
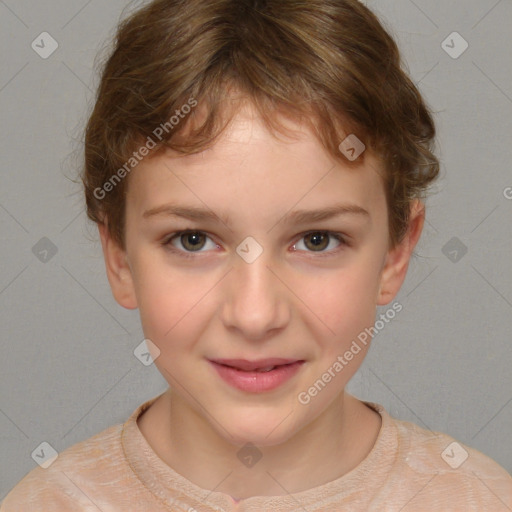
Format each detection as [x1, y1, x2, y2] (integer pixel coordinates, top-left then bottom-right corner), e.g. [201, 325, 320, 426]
[208, 358, 305, 392]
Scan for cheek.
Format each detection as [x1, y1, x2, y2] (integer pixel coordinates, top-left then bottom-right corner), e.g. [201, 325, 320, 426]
[295, 262, 382, 402]
[136, 280, 211, 382]
[303, 255, 383, 339]
[131, 257, 207, 348]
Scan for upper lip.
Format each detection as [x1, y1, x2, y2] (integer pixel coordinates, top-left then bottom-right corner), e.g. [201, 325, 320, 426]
[210, 358, 303, 371]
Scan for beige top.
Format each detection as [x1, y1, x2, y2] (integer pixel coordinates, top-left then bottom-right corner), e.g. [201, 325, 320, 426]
[2, 392, 512, 511]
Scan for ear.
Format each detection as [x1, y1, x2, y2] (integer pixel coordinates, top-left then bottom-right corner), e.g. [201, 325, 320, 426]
[377, 200, 425, 305]
[98, 223, 138, 309]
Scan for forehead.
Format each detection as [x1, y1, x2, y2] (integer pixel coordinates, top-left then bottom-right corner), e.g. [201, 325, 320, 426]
[126, 103, 387, 224]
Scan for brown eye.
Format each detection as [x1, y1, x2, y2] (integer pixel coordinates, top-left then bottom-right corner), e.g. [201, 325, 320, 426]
[179, 232, 207, 251]
[164, 230, 217, 256]
[304, 232, 329, 251]
[292, 231, 347, 256]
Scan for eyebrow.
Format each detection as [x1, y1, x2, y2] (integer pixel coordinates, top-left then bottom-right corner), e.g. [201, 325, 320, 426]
[142, 203, 370, 225]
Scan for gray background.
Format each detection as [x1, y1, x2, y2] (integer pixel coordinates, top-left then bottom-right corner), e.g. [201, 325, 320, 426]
[1, 0, 511, 500]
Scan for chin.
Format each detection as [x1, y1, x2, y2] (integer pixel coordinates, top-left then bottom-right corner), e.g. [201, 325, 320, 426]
[218, 412, 302, 448]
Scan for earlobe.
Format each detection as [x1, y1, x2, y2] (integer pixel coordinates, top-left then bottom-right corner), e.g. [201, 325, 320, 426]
[377, 200, 425, 305]
[98, 223, 138, 309]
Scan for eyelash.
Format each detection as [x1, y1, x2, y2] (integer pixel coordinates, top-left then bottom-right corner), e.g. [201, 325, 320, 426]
[161, 229, 350, 260]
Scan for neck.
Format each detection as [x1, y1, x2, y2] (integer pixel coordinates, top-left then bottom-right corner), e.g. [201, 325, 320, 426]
[137, 389, 382, 500]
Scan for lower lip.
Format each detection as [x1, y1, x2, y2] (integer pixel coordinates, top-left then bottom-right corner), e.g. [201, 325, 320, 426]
[209, 361, 304, 392]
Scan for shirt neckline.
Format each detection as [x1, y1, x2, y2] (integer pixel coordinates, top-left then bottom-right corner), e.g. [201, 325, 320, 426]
[121, 392, 398, 511]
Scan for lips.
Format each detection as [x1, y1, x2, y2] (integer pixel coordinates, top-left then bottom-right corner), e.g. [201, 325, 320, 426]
[210, 358, 302, 372]
[209, 358, 305, 392]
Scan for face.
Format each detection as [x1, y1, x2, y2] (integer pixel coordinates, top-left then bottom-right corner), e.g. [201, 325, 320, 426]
[101, 101, 421, 447]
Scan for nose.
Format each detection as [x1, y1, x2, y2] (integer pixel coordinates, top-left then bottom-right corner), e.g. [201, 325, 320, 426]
[219, 247, 290, 341]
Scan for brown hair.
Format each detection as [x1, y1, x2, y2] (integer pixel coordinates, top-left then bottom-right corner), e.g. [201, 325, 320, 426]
[83, 0, 439, 250]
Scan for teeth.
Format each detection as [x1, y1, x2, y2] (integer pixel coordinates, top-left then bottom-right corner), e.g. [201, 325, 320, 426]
[256, 366, 276, 372]
[226, 364, 278, 372]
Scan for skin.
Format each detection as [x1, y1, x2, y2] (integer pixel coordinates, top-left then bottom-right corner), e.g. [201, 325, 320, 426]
[99, 99, 424, 500]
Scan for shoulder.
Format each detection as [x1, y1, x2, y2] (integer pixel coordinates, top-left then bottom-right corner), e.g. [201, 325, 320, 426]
[382, 409, 512, 510]
[0, 422, 132, 511]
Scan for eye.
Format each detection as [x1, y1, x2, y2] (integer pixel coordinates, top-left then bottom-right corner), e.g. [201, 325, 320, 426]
[292, 231, 347, 256]
[162, 229, 348, 259]
[163, 230, 218, 257]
